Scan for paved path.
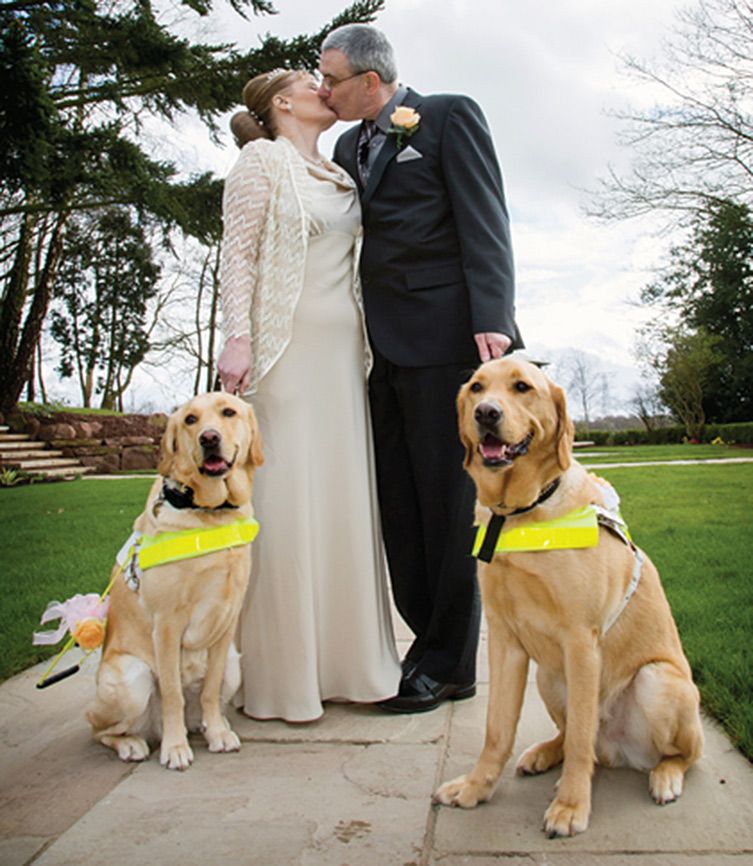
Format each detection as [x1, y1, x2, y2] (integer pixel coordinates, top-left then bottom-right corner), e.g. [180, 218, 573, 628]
[3, 608, 753, 866]
[585, 457, 753, 469]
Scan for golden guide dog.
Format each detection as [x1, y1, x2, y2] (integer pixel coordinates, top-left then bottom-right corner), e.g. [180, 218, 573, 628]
[433, 358, 703, 836]
[87, 392, 263, 770]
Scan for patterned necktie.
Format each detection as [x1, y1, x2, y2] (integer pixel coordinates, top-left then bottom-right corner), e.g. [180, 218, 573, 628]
[358, 120, 376, 186]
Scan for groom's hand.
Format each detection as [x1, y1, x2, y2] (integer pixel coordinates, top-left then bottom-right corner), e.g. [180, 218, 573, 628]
[474, 332, 512, 362]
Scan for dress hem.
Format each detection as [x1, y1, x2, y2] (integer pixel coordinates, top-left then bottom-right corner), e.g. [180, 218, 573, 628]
[237, 688, 399, 725]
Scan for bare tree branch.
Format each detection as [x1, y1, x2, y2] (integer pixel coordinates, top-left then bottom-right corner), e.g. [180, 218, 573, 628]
[588, 0, 753, 228]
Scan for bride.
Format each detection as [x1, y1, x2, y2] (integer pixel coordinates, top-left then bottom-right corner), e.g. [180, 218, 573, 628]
[217, 68, 400, 722]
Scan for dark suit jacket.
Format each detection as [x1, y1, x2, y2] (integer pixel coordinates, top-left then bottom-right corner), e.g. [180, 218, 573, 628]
[334, 88, 522, 367]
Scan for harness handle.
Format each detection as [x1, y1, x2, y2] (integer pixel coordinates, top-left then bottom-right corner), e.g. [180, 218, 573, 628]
[37, 665, 80, 689]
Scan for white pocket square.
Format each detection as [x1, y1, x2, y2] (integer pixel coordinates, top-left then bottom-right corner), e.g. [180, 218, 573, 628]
[396, 145, 422, 163]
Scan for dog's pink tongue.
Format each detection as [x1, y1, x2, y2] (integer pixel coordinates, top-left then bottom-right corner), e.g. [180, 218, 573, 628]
[204, 456, 227, 472]
[480, 436, 507, 461]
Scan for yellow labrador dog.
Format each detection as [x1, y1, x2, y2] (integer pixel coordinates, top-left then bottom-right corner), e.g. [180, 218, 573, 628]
[433, 358, 702, 836]
[87, 392, 263, 770]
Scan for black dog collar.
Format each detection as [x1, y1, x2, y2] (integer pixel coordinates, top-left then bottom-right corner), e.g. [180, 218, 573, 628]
[477, 478, 562, 563]
[161, 481, 238, 511]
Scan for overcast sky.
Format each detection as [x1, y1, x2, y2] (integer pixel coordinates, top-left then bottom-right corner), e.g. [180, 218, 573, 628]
[114, 0, 689, 413]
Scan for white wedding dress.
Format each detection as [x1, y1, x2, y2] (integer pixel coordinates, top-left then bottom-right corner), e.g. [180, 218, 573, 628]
[235, 159, 400, 721]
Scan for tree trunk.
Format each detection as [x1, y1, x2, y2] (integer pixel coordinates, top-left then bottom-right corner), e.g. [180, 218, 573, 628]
[100, 296, 119, 410]
[100, 245, 120, 410]
[0, 212, 36, 412]
[193, 248, 209, 396]
[36, 338, 48, 404]
[205, 242, 221, 392]
[26, 351, 35, 402]
[115, 359, 138, 410]
[0, 209, 68, 414]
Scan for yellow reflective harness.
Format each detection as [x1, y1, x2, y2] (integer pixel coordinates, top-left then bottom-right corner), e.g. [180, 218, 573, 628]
[472, 503, 643, 635]
[472, 504, 603, 557]
[116, 517, 260, 591]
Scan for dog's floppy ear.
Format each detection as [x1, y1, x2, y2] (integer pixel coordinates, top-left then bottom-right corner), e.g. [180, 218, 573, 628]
[456, 383, 474, 468]
[223, 400, 263, 508]
[551, 382, 574, 471]
[245, 402, 264, 468]
[158, 412, 180, 477]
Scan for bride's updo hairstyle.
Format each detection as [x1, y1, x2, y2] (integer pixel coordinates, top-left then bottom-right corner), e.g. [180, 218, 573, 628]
[230, 68, 306, 148]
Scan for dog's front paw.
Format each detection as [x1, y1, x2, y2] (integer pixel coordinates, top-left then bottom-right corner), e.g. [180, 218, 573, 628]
[516, 737, 564, 776]
[432, 774, 494, 809]
[543, 796, 590, 837]
[108, 734, 149, 761]
[160, 739, 194, 770]
[649, 763, 684, 804]
[206, 728, 241, 753]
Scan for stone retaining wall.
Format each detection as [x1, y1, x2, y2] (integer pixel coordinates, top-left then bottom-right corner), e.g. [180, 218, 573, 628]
[9, 410, 168, 473]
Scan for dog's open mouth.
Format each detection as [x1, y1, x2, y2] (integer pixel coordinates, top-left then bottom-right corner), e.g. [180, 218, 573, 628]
[478, 432, 532, 467]
[200, 455, 232, 477]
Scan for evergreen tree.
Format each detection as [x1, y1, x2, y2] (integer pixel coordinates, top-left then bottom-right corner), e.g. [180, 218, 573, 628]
[50, 207, 160, 409]
[641, 199, 753, 421]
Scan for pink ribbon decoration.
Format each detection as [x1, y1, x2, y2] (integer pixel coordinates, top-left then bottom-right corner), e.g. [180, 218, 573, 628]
[33, 593, 110, 645]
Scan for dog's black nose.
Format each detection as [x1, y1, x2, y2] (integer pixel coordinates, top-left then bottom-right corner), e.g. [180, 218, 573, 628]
[200, 428, 221, 449]
[475, 401, 502, 427]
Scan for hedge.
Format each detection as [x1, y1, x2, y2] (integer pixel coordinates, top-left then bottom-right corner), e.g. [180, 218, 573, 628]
[582, 422, 753, 446]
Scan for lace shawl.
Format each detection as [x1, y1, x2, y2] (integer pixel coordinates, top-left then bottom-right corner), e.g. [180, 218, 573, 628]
[220, 136, 368, 395]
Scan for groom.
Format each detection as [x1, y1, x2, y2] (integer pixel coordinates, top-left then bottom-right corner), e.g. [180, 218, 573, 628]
[319, 24, 522, 712]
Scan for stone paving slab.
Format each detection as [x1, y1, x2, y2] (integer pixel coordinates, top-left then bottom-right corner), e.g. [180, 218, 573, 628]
[433, 684, 753, 860]
[32, 738, 439, 866]
[437, 856, 753, 865]
[232, 699, 450, 746]
[0, 648, 98, 766]
[0, 655, 136, 866]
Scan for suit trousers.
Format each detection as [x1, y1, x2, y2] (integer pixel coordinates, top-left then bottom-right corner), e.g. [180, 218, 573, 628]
[368, 345, 481, 685]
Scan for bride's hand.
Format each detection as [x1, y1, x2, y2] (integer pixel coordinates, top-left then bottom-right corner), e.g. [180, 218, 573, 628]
[217, 336, 252, 395]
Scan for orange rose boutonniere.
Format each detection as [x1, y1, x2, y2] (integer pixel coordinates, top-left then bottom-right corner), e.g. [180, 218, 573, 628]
[388, 106, 421, 150]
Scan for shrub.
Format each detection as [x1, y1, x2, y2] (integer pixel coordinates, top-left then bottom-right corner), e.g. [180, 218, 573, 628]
[587, 421, 753, 446]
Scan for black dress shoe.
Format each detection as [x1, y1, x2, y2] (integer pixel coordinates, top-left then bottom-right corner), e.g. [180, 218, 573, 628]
[376, 670, 476, 714]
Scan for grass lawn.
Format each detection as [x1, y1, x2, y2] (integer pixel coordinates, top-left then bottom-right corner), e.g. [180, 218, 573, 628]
[577, 443, 748, 463]
[17, 401, 126, 417]
[595, 461, 753, 761]
[0, 477, 154, 682]
[1, 460, 751, 760]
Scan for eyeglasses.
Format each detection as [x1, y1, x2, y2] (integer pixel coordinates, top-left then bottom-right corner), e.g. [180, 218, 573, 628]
[316, 70, 371, 92]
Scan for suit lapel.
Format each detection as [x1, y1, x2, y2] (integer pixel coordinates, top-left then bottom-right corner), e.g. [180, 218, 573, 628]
[361, 89, 423, 205]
